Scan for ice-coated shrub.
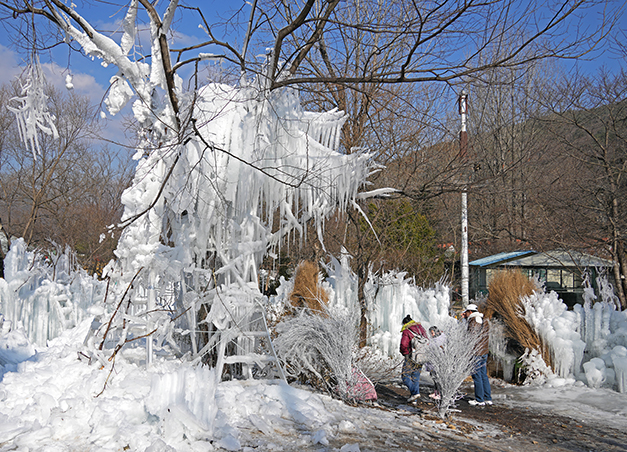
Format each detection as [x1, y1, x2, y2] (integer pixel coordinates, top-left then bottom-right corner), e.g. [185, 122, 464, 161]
[273, 306, 362, 400]
[425, 321, 481, 418]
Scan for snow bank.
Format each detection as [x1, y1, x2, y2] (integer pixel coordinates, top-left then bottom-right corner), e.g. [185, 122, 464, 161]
[0, 318, 373, 451]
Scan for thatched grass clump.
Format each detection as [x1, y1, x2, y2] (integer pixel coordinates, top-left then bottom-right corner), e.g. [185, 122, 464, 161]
[289, 260, 329, 314]
[485, 270, 552, 369]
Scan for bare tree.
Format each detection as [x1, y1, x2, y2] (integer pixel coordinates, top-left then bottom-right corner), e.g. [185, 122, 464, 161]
[0, 82, 131, 269]
[532, 70, 627, 308]
[0, 0, 614, 138]
[461, 62, 553, 255]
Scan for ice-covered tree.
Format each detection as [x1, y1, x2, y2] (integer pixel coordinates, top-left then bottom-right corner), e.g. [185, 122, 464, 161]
[0, 0, 619, 373]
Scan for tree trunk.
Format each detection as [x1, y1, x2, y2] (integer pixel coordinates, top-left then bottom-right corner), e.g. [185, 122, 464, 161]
[615, 240, 627, 310]
[611, 197, 627, 310]
[358, 262, 368, 347]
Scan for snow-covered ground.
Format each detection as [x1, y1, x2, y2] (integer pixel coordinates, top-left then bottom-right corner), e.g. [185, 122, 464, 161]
[1, 318, 626, 452]
[2, 238, 627, 450]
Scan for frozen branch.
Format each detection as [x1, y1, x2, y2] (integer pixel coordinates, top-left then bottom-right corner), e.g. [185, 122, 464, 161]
[425, 321, 481, 418]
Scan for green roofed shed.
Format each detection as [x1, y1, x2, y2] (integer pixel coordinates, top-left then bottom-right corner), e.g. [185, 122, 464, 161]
[470, 250, 614, 307]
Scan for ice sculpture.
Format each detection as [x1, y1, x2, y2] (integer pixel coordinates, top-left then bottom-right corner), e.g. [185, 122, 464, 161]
[98, 77, 375, 373]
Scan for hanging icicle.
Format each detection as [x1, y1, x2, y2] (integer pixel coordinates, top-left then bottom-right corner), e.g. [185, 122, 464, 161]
[7, 55, 59, 158]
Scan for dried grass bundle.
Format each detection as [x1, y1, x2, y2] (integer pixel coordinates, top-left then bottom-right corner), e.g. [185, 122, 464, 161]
[289, 261, 329, 313]
[485, 270, 553, 369]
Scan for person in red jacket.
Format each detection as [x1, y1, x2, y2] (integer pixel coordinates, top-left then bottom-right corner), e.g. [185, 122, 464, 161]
[400, 314, 428, 402]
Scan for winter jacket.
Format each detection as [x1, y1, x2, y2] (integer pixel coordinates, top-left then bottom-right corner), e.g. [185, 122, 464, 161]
[467, 312, 490, 356]
[430, 332, 446, 349]
[400, 320, 428, 356]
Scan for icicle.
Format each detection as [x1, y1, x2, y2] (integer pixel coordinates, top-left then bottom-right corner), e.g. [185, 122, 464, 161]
[7, 56, 59, 158]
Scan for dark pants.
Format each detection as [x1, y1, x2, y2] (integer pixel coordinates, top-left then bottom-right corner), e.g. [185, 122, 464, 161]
[472, 354, 492, 403]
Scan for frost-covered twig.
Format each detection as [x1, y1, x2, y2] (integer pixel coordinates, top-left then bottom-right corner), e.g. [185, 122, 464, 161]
[95, 356, 117, 398]
[108, 327, 158, 363]
[98, 267, 143, 350]
[425, 321, 481, 418]
[273, 305, 359, 400]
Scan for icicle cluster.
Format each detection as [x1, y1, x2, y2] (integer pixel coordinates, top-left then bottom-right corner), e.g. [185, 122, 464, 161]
[488, 318, 518, 381]
[364, 271, 451, 357]
[521, 289, 586, 378]
[7, 57, 59, 157]
[573, 275, 627, 392]
[321, 252, 360, 316]
[0, 239, 105, 345]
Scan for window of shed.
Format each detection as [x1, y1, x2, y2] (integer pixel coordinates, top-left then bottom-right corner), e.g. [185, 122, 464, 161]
[562, 270, 574, 288]
[531, 268, 546, 283]
[547, 269, 561, 287]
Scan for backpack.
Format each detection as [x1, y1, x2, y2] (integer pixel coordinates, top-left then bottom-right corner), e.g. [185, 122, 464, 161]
[408, 328, 429, 364]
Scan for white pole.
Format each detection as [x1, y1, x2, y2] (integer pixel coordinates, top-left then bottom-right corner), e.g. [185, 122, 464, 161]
[459, 90, 469, 306]
[461, 191, 469, 306]
[147, 269, 155, 366]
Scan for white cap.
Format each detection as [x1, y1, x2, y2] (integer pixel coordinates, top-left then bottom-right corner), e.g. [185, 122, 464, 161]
[465, 303, 478, 312]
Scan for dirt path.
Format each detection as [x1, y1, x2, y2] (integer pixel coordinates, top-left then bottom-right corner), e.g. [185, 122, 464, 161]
[347, 382, 627, 452]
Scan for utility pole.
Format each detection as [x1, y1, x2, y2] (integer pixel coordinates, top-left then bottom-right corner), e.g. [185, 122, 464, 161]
[147, 269, 156, 366]
[459, 90, 469, 307]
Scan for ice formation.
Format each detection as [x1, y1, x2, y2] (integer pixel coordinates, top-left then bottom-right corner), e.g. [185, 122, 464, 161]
[517, 275, 627, 392]
[7, 56, 59, 157]
[488, 318, 518, 381]
[0, 239, 105, 346]
[97, 79, 375, 376]
[521, 289, 586, 378]
[611, 346, 627, 393]
[364, 271, 452, 357]
[25, 0, 376, 374]
[583, 357, 607, 388]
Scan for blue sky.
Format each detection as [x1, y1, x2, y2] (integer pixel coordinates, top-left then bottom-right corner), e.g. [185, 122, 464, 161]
[0, 1, 624, 147]
[0, 0, 245, 146]
[1, 1, 623, 90]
